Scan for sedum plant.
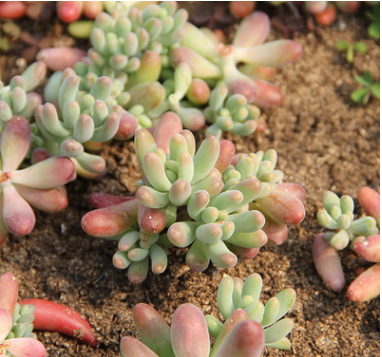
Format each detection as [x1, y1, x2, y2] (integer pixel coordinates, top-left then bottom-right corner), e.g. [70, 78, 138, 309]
[204, 85, 261, 139]
[171, 11, 302, 109]
[0, 116, 75, 245]
[35, 68, 121, 179]
[120, 273, 296, 357]
[313, 188, 380, 301]
[0, 61, 46, 125]
[81, 113, 306, 283]
[206, 274, 296, 350]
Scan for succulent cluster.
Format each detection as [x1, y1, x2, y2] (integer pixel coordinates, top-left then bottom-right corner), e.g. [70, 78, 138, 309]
[313, 188, 380, 301]
[34, 3, 302, 137]
[82, 112, 306, 283]
[120, 273, 296, 357]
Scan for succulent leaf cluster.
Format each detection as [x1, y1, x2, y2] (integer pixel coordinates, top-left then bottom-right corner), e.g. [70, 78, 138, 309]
[314, 188, 380, 301]
[81, 113, 306, 283]
[317, 191, 378, 250]
[206, 274, 296, 350]
[6, 303, 36, 340]
[36, 68, 122, 178]
[120, 273, 296, 357]
[205, 85, 261, 139]
[0, 62, 46, 125]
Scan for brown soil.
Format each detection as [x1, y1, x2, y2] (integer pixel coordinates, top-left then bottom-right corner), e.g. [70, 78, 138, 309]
[0, 6, 380, 357]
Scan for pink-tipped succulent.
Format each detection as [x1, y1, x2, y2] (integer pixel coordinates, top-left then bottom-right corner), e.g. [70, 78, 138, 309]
[82, 112, 305, 283]
[0, 116, 75, 245]
[171, 11, 302, 109]
[0, 273, 46, 357]
[121, 273, 295, 356]
[313, 188, 380, 301]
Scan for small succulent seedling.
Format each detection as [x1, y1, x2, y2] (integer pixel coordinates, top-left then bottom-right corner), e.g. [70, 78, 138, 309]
[350, 71, 380, 105]
[313, 188, 380, 301]
[120, 273, 296, 357]
[336, 40, 367, 63]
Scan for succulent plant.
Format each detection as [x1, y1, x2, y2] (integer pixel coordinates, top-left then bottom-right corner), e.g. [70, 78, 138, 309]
[171, 11, 302, 109]
[204, 84, 261, 139]
[81, 112, 306, 283]
[0, 117, 75, 245]
[120, 273, 296, 357]
[6, 303, 36, 340]
[83, 2, 187, 77]
[316, 190, 378, 250]
[313, 188, 380, 301]
[206, 274, 296, 350]
[0, 62, 46, 124]
[35, 69, 122, 178]
[0, 273, 46, 357]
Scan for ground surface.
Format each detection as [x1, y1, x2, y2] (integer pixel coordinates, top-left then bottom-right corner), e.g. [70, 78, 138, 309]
[0, 4, 380, 357]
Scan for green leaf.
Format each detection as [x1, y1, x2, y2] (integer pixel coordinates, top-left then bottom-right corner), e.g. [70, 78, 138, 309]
[354, 42, 367, 53]
[350, 88, 370, 104]
[353, 74, 371, 87]
[336, 40, 349, 51]
[0, 37, 10, 51]
[2, 21, 21, 39]
[371, 82, 380, 99]
[362, 71, 373, 85]
[368, 22, 380, 40]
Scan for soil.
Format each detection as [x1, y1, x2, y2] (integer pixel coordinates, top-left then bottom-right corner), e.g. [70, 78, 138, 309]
[0, 4, 380, 357]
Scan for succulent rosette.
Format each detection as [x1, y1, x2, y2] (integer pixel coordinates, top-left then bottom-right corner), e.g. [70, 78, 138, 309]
[313, 188, 380, 301]
[82, 112, 306, 283]
[35, 69, 122, 179]
[0, 62, 46, 125]
[0, 116, 75, 245]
